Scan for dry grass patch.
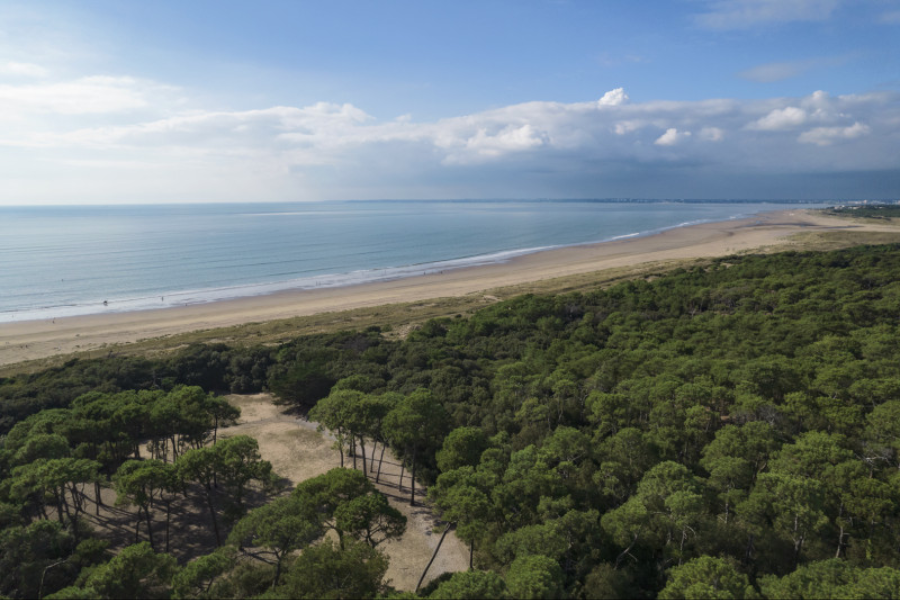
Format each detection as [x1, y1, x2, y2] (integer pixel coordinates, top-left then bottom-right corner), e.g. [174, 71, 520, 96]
[217, 394, 468, 591]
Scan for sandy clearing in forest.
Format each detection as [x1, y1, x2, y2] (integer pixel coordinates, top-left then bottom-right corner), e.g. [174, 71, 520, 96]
[4, 209, 898, 367]
[63, 394, 466, 591]
[220, 393, 469, 591]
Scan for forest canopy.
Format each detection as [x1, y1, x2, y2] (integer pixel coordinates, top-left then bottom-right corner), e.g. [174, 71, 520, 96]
[3, 244, 900, 598]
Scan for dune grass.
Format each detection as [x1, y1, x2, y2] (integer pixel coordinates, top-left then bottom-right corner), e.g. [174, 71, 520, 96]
[3, 226, 899, 377]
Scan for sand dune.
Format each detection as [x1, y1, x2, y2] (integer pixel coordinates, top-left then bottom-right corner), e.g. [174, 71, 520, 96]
[1, 210, 894, 367]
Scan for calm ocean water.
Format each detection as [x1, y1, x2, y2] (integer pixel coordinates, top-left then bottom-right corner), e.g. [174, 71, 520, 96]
[0, 201, 826, 323]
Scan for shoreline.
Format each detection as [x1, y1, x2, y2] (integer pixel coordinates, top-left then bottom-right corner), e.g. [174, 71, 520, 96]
[0, 205, 808, 325]
[1, 209, 895, 368]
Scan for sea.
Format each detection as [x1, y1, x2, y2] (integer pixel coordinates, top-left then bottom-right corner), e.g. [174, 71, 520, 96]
[0, 200, 829, 323]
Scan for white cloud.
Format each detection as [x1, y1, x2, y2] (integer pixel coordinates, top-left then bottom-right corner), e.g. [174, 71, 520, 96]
[460, 124, 545, 159]
[699, 127, 725, 141]
[0, 75, 169, 115]
[655, 128, 692, 146]
[0, 61, 49, 78]
[598, 88, 629, 107]
[3, 80, 898, 202]
[798, 121, 871, 145]
[750, 106, 807, 130]
[614, 120, 642, 135]
[696, 0, 842, 29]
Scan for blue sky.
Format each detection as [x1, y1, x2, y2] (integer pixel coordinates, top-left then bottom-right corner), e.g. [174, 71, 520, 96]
[1, 0, 898, 204]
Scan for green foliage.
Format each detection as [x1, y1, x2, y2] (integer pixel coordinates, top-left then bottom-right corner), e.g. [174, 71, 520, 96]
[268, 354, 335, 408]
[436, 427, 489, 473]
[11, 245, 900, 598]
[757, 559, 900, 599]
[213, 435, 278, 522]
[334, 492, 406, 548]
[114, 459, 176, 540]
[505, 555, 564, 599]
[822, 204, 900, 219]
[275, 540, 389, 599]
[293, 468, 405, 549]
[428, 570, 508, 599]
[67, 542, 178, 599]
[659, 556, 757, 599]
[384, 389, 451, 505]
[0, 519, 78, 599]
[227, 495, 322, 586]
[171, 547, 236, 599]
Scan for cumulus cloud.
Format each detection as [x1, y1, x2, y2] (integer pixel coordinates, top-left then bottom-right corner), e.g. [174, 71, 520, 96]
[614, 120, 641, 135]
[3, 77, 898, 202]
[655, 128, 692, 146]
[460, 125, 545, 160]
[0, 75, 170, 115]
[696, 0, 842, 29]
[699, 127, 725, 141]
[750, 106, 808, 130]
[598, 88, 629, 106]
[0, 61, 49, 78]
[798, 121, 871, 145]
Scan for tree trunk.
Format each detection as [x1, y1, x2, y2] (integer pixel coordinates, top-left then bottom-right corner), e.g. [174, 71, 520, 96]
[351, 434, 358, 470]
[360, 437, 368, 476]
[56, 491, 67, 525]
[376, 443, 387, 484]
[165, 500, 172, 554]
[94, 481, 103, 515]
[836, 524, 846, 558]
[205, 489, 221, 546]
[743, 533, 755, 565]
[68, 484, 84, 541]
[69, 483, 83, 516]
[416, 523, 455, 593]
[410, 446, 418, 507]
[399, 462, 405, 492]
[145, 505, 155, 549]
[469, 538, 475, 571]
[793, 536, 804, 567]
[614, 532, 640, 570]
[273, 553, 285, 588]
[135, 513, 142, 543]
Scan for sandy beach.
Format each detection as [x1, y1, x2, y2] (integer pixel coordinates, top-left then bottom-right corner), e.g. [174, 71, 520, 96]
[1, 209, 896, 368]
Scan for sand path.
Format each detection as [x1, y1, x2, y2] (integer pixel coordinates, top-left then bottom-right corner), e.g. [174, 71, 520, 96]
[219, 394, 468, 591]
[2, 210, 897, 367]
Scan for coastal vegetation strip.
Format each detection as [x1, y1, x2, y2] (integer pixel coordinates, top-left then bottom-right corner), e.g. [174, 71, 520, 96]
[5, 240, 900, 596]
[3, 208, 900, 377]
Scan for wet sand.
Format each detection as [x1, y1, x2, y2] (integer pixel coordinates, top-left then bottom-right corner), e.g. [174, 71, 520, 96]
[0, 210, 891, 367]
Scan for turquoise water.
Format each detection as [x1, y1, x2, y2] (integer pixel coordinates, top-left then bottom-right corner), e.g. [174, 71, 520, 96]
[0, 201, 826, 322]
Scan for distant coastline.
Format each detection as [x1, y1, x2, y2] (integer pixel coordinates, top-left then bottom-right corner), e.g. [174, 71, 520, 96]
[0, 200, 830, 324]
[4, 208, 899, 369]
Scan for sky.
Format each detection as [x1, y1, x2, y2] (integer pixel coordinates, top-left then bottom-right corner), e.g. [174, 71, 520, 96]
[0, 0, 898, 205]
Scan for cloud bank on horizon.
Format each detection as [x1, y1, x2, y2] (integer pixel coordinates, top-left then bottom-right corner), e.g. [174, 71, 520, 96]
[0, 0, 897, 204]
